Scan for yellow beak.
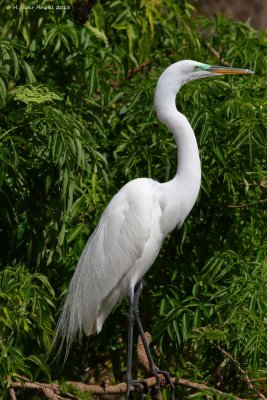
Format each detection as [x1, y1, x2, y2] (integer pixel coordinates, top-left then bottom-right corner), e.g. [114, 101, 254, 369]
[208, 66, 254, 75]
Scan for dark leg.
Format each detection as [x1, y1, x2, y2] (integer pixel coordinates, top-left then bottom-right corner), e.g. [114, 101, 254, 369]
[126, 289, 144, 398]
[133, 282, 157, 372]
[133, 282, 175, 400]
[126, 293, 134, 385]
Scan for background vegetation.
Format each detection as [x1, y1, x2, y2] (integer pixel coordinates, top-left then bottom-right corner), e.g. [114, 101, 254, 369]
[0, 0, 266, 398]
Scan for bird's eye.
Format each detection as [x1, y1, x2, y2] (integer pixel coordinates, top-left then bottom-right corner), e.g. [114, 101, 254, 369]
[193, 66, 200, 71]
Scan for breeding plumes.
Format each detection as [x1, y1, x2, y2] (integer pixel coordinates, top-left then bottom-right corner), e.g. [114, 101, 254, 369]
[53, 60, 253, 397]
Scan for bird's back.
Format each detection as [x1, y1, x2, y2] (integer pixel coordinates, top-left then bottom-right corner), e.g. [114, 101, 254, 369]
[54, 178, 166, 353]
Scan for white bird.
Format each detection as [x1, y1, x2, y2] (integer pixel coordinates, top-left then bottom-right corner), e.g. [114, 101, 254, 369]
[53, 60, 253, 396]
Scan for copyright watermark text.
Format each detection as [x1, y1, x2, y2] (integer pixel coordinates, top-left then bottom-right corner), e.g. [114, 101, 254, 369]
[6, 4, 71, 11]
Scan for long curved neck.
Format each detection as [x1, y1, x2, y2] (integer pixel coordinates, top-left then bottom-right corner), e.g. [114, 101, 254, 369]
[154, 84, 201, 189]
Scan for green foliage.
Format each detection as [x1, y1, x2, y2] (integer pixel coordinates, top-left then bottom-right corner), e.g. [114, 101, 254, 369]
[61, 382, 92, 400]
[0, 0, 266, 398]
[0, 265, 54, 385]
[156, 250, 267, 372]
[11, 85, 63, 105]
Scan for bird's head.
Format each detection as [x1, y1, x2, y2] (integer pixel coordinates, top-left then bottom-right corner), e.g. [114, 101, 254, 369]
[180, 59, 254, 81]
[154, 59, 253, 125]
[156, 59, 254, 94]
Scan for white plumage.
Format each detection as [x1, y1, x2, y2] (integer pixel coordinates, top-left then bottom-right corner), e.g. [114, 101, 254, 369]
[53, 60, 253, 359]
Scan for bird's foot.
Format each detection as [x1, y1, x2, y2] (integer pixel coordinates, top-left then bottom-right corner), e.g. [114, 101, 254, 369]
[151, 369, 175, 400]
[126, 378, 145, 399]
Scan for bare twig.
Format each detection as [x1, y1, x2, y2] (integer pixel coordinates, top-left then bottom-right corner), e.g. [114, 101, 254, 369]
[228, 199, 267, 209]
[206, 43, 230, 66]
[137, 332, 163, 400]
[41, 387, 63, 400]
[109, 62, 151, 88]
[9, 388, 17, 400]
[125, 62, 151, 81]
[218, 346, 267, 400]
[137, 331, 152, 373]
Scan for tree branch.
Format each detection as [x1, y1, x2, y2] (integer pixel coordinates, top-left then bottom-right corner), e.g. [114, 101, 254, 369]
[137, 332, 163, 400]
[8, 388, 17, 400]
[9, 374, 248, 399]
[206, 43, 230, 66]
[137, 331, 152, 373]
[9, 337, 263, 400]
[228, 199, 267, 209]
[218, 346, 267, 400]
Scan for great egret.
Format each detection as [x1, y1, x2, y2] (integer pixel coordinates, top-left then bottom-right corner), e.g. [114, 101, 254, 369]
[53, 60, 253, 396]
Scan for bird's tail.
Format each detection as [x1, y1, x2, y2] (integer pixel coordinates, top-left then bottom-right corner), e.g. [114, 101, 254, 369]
[50, 286, 83, 362]
[50, 257, 96, 362]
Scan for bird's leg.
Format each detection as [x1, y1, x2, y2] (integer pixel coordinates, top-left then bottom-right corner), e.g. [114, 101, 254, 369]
[133, 282, 157, 372]
[126, 290, 144, 398]
[133, 282, 175, 400]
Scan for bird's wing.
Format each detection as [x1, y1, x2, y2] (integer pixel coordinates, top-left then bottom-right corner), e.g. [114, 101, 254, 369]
[54, 178, 160, 353]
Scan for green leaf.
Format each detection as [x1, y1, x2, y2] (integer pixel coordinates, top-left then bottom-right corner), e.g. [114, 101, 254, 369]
[58, 222, 66, 246]
[67, 223, 84, 244]
[11, 48, 19, 78]
[0, 78, 6, 105]
[193, 308, 201, 329]
[181, 312, 190, 341]
[22, 25, 30, 46]
[23, 62, 36, 84]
